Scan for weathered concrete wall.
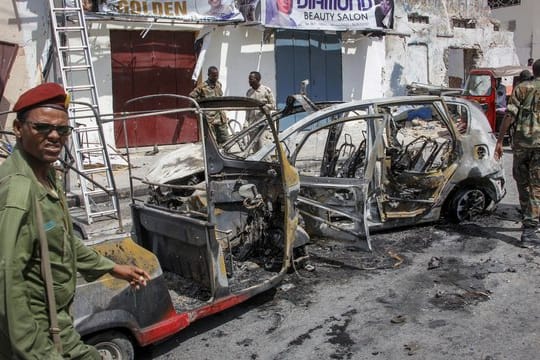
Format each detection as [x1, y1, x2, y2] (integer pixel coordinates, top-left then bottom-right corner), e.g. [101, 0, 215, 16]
[380, 0, 518, 96]
[490, 0, 539, 64]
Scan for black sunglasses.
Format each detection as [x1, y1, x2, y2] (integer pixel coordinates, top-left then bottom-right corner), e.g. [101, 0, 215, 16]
[24, 121, 73, 136]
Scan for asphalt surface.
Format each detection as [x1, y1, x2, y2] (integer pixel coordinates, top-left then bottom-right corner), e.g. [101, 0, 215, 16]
[75, 145, 540, 360]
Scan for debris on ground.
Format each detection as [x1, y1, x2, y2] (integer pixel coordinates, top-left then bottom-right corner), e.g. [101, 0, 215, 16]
[388, 249, 404, 268]
[404, 342, 420, 356]
[390, 315, 407, 324]
[427, 256, 442, 270]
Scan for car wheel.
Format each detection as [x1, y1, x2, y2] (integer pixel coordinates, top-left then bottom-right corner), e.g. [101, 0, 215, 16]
[446, 187, 487, 223]
[87, 331, 134, 360]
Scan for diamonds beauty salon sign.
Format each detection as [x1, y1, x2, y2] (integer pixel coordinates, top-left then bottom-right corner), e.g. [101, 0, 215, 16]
[262, 0, 393, 30]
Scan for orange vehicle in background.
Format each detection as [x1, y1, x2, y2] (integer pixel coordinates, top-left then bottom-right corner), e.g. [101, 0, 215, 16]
[462, 65, 531, 134]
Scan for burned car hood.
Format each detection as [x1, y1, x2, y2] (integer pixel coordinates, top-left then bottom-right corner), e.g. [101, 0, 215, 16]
[144, 142, 204, 184]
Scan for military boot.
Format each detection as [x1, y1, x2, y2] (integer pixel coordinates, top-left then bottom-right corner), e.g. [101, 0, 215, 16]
[521, 227, 540, 244]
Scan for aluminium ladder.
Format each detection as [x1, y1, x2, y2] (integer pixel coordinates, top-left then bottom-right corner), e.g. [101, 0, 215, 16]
[48, 0, 120, 225]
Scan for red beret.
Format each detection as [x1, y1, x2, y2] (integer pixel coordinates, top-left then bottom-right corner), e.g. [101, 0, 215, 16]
[13, 83, 69, 113]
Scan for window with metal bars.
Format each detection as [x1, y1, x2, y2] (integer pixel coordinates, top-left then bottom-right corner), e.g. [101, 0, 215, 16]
[488, 0, 521, 9]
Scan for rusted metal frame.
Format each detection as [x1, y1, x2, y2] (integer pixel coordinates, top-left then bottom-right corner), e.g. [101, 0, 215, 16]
[200, 97, 295, 282]
[59, 156, 112, 195]
[408, 137, 431, 170]
[297, 181, 368, 247]
[120, 94, 201, 203]
[222, 123, 268, 158]
[290, 113, 382, 162]
[320, 121, 345, 177]
[362, 116, 385, 250]
[421, 139, 451, 172]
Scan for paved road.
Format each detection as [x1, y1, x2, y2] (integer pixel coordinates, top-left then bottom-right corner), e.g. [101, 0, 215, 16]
[129, 146, 539, 359]
[48, 110, 533, 358]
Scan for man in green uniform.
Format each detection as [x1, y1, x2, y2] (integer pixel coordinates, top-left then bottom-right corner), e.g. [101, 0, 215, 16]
[0, 83, 150, 359]
[189, 66, 230, 144]
[495, 59, 540, 244]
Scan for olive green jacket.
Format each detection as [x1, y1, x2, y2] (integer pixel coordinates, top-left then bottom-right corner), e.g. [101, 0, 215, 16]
[189, 79, 227, 125]
[0, 148, 115, 358]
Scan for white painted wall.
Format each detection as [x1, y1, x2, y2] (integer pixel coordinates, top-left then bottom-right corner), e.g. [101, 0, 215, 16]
[490, 0, 539, 65]
[201, 27, 276, 98]
[0, 1, 51, 127]
[341, 34, 385, 101]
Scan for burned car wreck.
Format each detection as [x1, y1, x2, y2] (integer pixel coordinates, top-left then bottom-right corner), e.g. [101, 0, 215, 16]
[145, 95, 505, 250]
[133, 95, 306, 298]
[248, 96, 506, 249]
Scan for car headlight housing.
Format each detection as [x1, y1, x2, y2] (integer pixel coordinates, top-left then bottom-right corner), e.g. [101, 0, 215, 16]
[474, 144, 489, 160]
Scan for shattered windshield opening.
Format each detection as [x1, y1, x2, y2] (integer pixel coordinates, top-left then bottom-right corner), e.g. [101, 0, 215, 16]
[464, 74, 492, 96]
[222, 95, 342, 161]
[294, 113, 369, 179]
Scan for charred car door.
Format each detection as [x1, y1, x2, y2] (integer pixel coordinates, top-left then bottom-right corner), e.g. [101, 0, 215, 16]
[289, 109, 387, 250]
[372, 100, 459, 226]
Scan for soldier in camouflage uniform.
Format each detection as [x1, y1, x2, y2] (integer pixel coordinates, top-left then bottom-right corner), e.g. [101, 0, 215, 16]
[495, 59, 540, 243]
[189, 66, 230, 144]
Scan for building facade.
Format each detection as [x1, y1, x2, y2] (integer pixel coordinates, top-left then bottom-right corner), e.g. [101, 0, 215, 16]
[488, 0, 539, 65]
[0, 0, 518, 148]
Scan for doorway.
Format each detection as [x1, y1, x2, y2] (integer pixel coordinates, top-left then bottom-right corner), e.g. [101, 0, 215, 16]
[275, 30, 342, 129]
[446, 47, 480, 88]
[110, 30, 199, 148]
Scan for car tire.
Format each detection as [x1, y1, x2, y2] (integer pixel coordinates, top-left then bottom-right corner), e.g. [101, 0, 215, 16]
[87, 331, 135, 360]
[446, 187, 487, 223]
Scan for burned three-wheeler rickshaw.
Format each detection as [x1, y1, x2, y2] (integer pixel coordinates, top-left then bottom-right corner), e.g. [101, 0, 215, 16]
[73, 95, 304, 359]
